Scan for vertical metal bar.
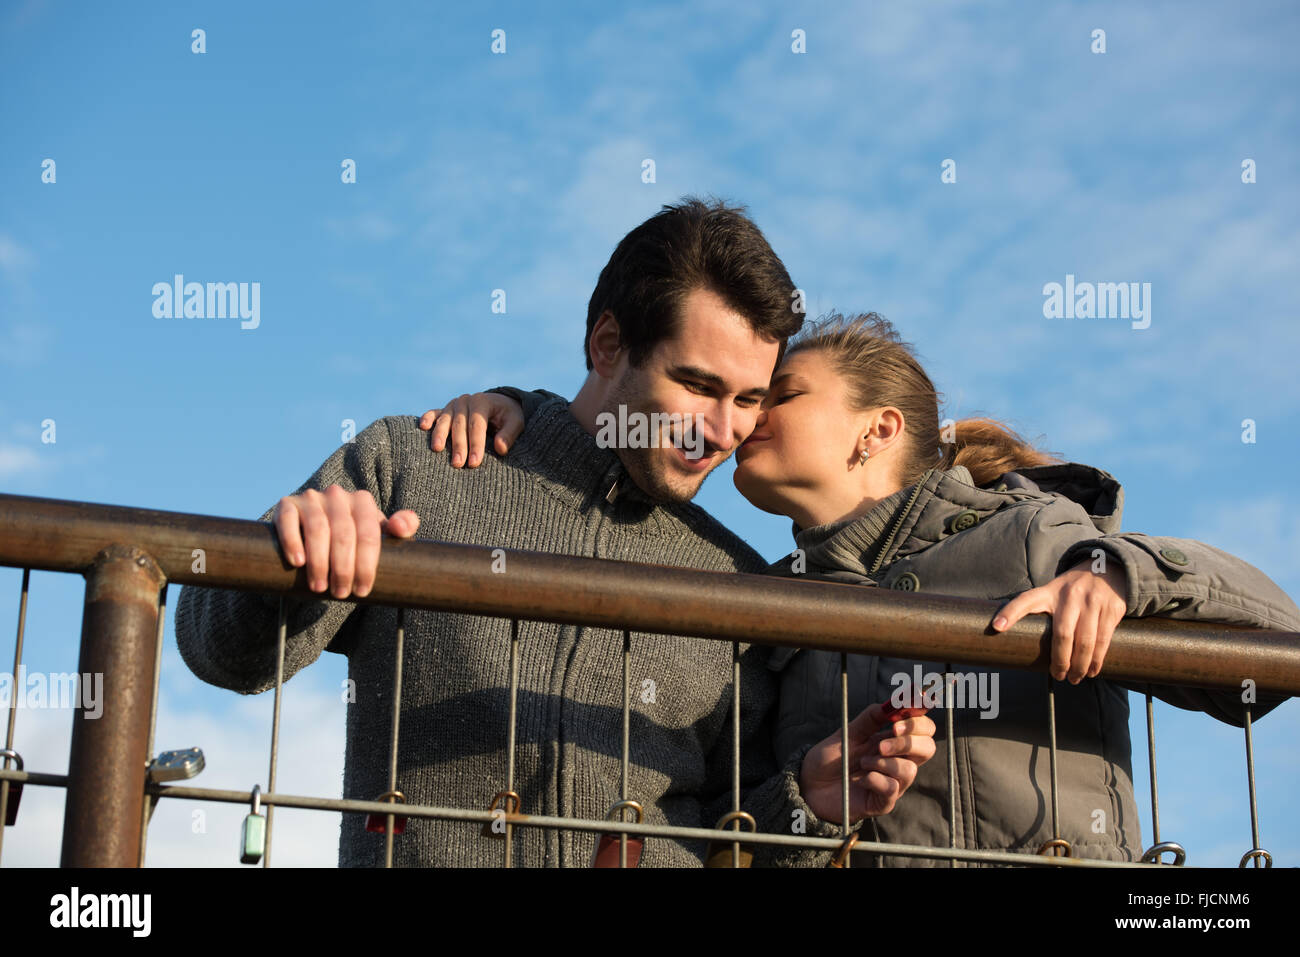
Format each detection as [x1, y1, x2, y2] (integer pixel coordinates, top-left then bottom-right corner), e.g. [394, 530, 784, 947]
[730, 640, 741, 867]
[505, 618, 520, 868]
[262, 596, 288, 867]
[1145, 692, 1160, 845]
[61, 545, 164, 867]
[945, 666, 957, 867]
[1243, 705, 1261, 863]
[839, 652, 850, 868]
[138, 581, 168, 866]
[1046, 675, 1061, 855]
[383, 606, 405, 869]
[620, 629, 631, 868]
[0, 568, 31, 865]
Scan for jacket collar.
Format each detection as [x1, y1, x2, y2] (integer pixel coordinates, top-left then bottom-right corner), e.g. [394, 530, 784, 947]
[790, 462, 1126, 578]
[791, 472, 952, 578]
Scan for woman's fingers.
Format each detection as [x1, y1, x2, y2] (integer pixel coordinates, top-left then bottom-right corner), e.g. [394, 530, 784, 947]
[423, 393, 524, 465]
[1089, 604, 1122, 678]
[449, 395, 472, 467]
[491, 408, 525, 455]
[992, 586, 1049, 632]
[464, 395, 496, 467]
[425, 403, 456, 452]
[1050, 593, 1081, 682]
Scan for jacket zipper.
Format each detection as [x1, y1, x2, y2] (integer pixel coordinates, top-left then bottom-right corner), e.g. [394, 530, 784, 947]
[868, 468, 935, 576]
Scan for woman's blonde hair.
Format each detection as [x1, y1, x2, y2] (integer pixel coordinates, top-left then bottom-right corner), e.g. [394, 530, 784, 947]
[784, 312, 1062, 488]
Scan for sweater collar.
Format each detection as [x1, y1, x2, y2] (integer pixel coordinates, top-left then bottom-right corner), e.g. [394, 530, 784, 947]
[507, 395, 660, 512]
[792, 466, 973, 577]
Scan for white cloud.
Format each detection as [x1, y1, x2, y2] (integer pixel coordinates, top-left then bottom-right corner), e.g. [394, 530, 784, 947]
[0, 443, 44, 480]
[0, 322, 51, 366]
[325, 211, 400, 243]
[0, 234, 36, 279]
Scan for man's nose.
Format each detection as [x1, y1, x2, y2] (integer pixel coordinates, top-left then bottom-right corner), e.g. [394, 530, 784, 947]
[697, 402, 745, 452]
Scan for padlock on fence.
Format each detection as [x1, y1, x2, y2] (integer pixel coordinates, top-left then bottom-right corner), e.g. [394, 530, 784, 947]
[592, 800, 644, 868]
[1140, 841, 1186, 866]
[480, 790, 521, 839]
[1, 749, 22, 827]
[704, 810, 756, 868]
[1038, 838, 1072, 858]
[240, 785, 266, 865]
[828, 832, 860, 868]
[364, 790, 408, 835]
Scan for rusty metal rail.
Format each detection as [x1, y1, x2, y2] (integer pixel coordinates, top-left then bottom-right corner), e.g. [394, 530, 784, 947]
[1, 491, 1297, 867]
[3, 493, 1297, 694]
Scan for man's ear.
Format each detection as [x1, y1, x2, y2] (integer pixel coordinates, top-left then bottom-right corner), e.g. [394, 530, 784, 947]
[588, 310, 625, 376]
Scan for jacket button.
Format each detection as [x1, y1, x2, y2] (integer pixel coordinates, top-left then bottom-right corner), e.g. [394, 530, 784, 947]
[1159, 548, 1189, 566]
[893, 572, 920, 592]
[995, 482, 1008, 492]
[947, 510, 979, 533]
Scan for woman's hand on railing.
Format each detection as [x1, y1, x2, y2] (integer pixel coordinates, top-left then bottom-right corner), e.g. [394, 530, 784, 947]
[274, 487, 421, 599]
[798, 702, 936, 825]
[991, 558, 1128, 684]
[418, 393, 526, 467]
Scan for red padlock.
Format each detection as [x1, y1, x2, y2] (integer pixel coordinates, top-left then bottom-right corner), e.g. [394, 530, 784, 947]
[593, 800, 644, 868]
[364, 790, 407, 835]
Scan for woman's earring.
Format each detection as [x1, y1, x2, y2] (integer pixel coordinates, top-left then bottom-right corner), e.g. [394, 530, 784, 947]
[859, 449, 870, 465]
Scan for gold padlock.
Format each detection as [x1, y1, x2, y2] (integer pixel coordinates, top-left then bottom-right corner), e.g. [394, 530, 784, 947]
[828, 832, 860, 868]
[481, 790, 521, 838]
[704, 810, 756, 868]
[1038, 838, 1071, 858]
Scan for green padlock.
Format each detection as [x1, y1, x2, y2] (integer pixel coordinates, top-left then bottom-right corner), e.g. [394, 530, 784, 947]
[241, 785, 266, 865]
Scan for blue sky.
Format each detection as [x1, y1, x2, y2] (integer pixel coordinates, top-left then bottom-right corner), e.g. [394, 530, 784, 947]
[1, 0, 1297, 867]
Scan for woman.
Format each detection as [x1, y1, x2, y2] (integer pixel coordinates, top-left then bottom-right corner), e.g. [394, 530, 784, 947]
[420, 311, 1299, 864]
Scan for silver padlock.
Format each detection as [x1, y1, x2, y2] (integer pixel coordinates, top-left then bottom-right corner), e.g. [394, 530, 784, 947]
[1, 749, 23, 826]
[147, 747, 205, 784]
[241, 785, 266, 865]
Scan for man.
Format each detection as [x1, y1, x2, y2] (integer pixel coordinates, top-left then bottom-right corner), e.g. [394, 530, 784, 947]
[174, 197, 937, 867]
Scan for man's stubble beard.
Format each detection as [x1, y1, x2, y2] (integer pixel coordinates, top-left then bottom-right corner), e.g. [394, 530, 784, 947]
[604, 374, 727, 506]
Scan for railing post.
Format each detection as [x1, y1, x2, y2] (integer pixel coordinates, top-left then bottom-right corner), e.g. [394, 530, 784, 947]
[61, 544, 164, 867]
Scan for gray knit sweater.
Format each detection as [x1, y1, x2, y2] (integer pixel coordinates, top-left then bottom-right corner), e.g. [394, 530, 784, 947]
[174, 396, 849, 867]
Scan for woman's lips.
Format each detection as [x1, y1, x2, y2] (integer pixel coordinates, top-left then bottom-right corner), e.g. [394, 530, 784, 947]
[736, 432, 770, 462]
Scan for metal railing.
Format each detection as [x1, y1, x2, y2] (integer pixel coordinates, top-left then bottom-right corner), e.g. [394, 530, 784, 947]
[1, 491, 1297, 868]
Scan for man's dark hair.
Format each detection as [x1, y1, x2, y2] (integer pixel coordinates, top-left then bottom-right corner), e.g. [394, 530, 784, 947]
[583, 196, 802, 370]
